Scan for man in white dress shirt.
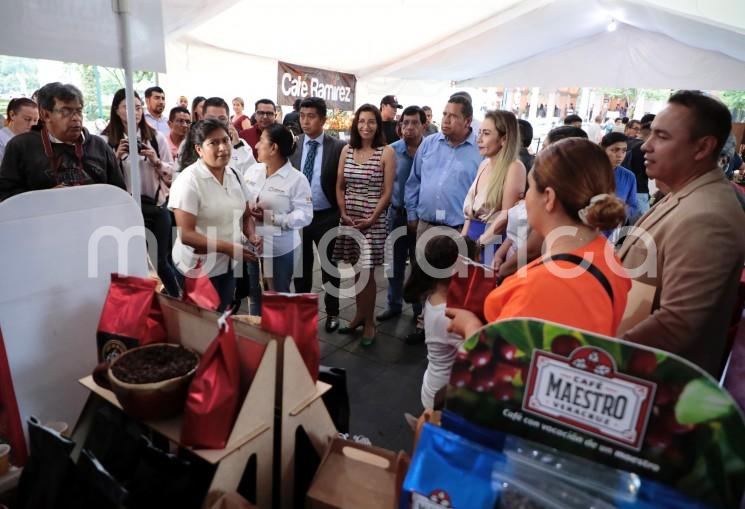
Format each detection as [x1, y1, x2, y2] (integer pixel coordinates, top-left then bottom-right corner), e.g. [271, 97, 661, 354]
[289, 97, 346, 332]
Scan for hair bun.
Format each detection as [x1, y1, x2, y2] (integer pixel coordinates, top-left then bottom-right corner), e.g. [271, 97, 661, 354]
[578, 194, 627, 230]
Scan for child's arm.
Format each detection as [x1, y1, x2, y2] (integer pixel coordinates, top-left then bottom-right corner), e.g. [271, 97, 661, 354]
[491, 238, 513, 271]
[498, 229, 543, 278]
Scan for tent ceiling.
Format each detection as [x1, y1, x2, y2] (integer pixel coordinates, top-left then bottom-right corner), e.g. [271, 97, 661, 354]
[165, 0, 745, 87]
[178, 0, 526, 73]
[461, 23, 745, 89]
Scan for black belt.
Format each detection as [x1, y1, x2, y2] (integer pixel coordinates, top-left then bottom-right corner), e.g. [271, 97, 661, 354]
[425, 220, 463, 230]
[541, 253, 614, 303]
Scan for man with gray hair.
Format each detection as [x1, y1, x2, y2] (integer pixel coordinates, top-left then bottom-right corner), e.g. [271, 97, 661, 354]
[0, 82, 125, 201]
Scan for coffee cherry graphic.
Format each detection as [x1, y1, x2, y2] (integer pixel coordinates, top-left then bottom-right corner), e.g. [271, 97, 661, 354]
[654, 383, 682, 406]
[498, 341, 519, 361]
[450, 359, 472, 388]
[626, 350, 657, 377]
[468, 364, 495, 392]
[645, 426, 672, 450]
[550, 335, 581, 356]
[492, 362, 522, 384]
[470, 342, 492, 367]
[492, 382, 514, 401]
[659, 407, 694, 435]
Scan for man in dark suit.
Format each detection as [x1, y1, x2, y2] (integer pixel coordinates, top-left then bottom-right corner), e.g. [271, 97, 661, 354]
[290, 97, 346, 332]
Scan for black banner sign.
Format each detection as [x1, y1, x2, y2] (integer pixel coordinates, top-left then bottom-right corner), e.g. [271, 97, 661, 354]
[277, 61, 356, 111]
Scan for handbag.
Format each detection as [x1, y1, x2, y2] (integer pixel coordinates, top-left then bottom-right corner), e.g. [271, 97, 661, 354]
[446, 256, 498, 322]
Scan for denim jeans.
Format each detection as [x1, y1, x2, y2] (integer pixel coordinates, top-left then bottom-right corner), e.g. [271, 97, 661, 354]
[386, 207, 422, 315]
[466, 218, 499, 266]
[143, 204, 180, 297]
[246, 248, 297, 315]
[265, 249, 296, 292]
[209, 271, 236, 312]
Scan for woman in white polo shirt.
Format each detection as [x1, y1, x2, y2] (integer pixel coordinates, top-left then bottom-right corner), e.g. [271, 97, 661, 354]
[244, 124, 313, 298]
[168, 118, 259, 311]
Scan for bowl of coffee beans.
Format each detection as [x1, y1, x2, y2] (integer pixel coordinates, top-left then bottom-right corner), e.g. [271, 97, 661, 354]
[108, 343, 199, 420]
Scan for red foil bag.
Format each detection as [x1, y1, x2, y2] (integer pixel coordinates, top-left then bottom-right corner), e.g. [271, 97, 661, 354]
[446, 256, 498, 322]
[96, 274, 167, 363]
[183, 272, 221, 311]
[0, 327, 27, 466]
[181, 319, 241, 449]
[261, 292, 320, 382]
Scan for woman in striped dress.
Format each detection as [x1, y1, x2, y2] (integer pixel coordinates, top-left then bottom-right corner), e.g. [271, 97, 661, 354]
[334, 104, 396, 345]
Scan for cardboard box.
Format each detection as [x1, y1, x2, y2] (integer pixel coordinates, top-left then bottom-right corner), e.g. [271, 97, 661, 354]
[306, 438, 402, 509]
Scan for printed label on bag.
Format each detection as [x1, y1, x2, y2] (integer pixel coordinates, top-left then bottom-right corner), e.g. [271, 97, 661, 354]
[523, 346, 656, 450]
[412, 489, 455, 508]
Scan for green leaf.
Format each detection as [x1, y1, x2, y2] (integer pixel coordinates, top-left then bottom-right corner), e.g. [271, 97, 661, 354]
[495, 320, 537, 357]
[675, 378, 736, 425]
[462, 330, 480, 351]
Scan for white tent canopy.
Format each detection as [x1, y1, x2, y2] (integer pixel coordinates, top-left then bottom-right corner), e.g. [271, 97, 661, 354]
[3, 0, 166, 72]
[158, 0, 745, 92]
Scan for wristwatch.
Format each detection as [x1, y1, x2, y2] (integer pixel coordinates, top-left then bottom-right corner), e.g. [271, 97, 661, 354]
[233, 140, 244, 150]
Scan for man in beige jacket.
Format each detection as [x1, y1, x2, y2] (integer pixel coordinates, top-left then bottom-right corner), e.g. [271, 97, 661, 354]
[618, 91, 745, 377]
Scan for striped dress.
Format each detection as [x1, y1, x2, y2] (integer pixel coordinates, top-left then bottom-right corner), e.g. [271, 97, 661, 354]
[333, 146, 387, 268]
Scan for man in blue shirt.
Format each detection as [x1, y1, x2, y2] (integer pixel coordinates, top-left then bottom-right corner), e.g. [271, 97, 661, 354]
[405, 95, 482, 234]
[601, 132, 639, 228]
[377, 106, 426, 323]
[403, 95, 482, 343]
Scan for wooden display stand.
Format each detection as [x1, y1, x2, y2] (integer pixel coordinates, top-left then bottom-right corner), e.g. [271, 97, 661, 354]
[277, 339, 337, 509]
[72, 296, 279, 508]
[70, 294, 339, 509]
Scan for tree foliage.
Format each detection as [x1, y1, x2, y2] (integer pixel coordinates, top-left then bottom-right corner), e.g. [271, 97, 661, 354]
[0, 56, 40, 97]
[721, 91, 745, 111]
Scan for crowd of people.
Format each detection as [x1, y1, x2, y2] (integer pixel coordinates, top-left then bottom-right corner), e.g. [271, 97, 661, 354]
[0, 82, 744, 411]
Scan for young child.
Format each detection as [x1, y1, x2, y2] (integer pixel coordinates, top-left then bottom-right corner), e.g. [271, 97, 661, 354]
[404, 235, 477, 409]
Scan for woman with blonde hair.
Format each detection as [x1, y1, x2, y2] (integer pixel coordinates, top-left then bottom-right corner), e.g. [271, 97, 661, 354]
[461, 110, 525, 261]
[448, 138, 631, 339]
[231, 97, 251, 131]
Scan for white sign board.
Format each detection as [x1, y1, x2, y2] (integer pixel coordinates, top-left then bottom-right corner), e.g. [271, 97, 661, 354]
[0, 185, 148, 429]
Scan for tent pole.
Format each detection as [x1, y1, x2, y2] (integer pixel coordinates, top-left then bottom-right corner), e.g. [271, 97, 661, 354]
[114, 0, 141, 205]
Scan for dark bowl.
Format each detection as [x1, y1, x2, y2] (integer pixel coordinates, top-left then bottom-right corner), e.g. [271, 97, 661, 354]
[108, 344, 199, 421]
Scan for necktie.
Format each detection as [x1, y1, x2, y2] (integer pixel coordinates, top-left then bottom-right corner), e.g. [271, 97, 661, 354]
[303, 140, 319, 183]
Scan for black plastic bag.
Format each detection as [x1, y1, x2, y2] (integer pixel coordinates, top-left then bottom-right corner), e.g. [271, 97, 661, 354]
[17, 416, 77, 509]
[74, 449, 129, 508]
[318, 366, 350, 433]
[127, 435, 198, 509]
[82, 404, 145, 482]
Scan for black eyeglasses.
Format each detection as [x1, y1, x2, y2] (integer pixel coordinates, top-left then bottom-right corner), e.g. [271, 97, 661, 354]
[255, 111, 276, 117]
[53, 107, 84, 118]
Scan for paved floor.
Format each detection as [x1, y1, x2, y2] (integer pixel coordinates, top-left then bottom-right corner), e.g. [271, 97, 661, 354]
[246, 263, 427, 454]
[315, 265, 427, 453]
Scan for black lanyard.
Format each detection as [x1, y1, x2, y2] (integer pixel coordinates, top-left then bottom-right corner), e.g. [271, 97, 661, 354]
[41, 127, 86, 186]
